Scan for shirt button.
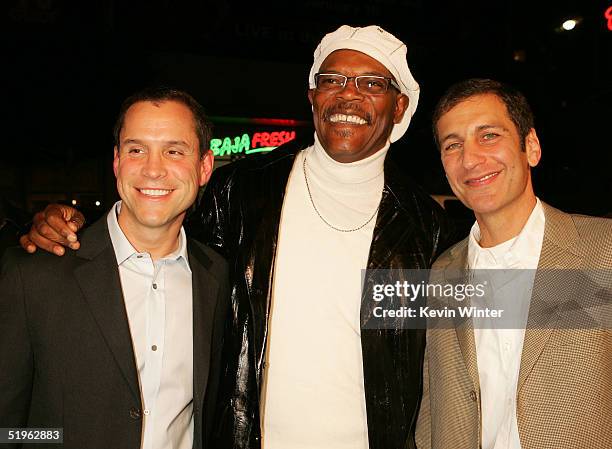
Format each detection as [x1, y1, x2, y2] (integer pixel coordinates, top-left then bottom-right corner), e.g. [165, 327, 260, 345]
[151, 345, 157, 351]
[129, 407, 141, 419]
[469, 390, 478, 402]
[144, 409, 150, 415]
[152, 283, 157, 289]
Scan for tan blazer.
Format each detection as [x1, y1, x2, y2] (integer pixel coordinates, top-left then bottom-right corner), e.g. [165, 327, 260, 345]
[416, 203, 612, 449]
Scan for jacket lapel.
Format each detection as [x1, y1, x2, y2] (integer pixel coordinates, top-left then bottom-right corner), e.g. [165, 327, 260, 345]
[73, 218, 141, 402]
[189, 241, 218, 408]
[518, 204, 582, 391]
[455, 323, 480, 394]
[443, 241, 481, 391]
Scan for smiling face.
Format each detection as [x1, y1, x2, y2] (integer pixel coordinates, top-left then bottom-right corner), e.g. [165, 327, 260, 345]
[308, 49, 409, 163]
[113, 100, 213, 238]
[436, 93, 541, 224]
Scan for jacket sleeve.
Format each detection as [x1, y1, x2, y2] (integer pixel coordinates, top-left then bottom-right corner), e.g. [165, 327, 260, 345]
[0, 250, 34, 433]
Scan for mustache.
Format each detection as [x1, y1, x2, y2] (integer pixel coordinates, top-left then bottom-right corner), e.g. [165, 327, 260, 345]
[322, 103, 372, 124]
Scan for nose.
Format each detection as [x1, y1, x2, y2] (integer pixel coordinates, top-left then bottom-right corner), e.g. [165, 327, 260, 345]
[337, 77, 364, 100]
[461, 139, 486, 170]
[142, 151, 167, 179]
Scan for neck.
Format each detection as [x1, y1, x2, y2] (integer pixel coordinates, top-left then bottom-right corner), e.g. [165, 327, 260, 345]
[311, 134, 389, 185]
[476, 194, 537, 248]
[117, 213, 184, 260]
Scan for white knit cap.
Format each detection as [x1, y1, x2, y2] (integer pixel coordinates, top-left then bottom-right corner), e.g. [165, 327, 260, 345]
[309, 25, 420, 143]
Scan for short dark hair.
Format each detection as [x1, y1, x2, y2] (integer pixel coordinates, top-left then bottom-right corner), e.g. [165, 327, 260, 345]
[432, 78, 534, 151]
[113, 87, 212, 157]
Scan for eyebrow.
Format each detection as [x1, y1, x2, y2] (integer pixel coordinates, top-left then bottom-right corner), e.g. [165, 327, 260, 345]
[319, 70, 391, 78]
[122, 138, 190, 147]
[439, 124, 510, 144]
[475, 124, 509, 133]
[439, 132, 461, 144]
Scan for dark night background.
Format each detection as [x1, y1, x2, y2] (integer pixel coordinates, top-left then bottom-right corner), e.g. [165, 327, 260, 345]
[3, 0, 611, 229]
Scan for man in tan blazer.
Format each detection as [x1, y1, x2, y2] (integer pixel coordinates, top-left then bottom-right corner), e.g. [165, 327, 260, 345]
[416, 78, 611, 449]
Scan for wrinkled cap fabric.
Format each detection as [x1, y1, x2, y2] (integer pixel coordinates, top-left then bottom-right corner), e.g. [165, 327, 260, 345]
[309, 25, 420, 143]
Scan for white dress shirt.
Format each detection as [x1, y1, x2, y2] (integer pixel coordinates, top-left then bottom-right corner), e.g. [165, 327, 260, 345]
[467, 199, 545, 449]
[107, 201, 194, 449]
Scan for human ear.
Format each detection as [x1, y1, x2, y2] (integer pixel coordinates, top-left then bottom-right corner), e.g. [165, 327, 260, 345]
[113, 146, 120, 177]
[307, 89, 315, 106]
[525, 128, 542, 167]
[199, 150, 214, 186]
[393, 94, 409, 124]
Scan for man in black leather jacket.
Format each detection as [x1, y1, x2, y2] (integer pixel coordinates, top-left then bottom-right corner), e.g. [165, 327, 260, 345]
[188, 26, 454, 449]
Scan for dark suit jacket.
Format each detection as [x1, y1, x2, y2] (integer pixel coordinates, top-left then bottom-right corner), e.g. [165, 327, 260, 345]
[0, 216, 230, 449]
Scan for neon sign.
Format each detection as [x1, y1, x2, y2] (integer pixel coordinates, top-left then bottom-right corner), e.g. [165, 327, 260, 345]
[211, 130, 296, 157]
[606, 6, 612, 31]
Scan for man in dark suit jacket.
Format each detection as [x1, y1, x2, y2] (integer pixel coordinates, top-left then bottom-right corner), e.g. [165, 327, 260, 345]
[0, 87, 229, 449]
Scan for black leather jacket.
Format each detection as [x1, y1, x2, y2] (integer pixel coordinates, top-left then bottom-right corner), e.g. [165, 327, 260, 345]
[188, 140, 454, 449]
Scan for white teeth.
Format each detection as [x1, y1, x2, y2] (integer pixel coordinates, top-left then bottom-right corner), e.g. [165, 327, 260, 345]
[466, 172, 500, 185]
[140, 189, 172, 196]
[476, 173, 498, 182]
[328, 114, 367, 125]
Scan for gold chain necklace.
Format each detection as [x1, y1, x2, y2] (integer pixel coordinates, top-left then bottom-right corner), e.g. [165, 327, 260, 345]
[302, 156, 380, 233]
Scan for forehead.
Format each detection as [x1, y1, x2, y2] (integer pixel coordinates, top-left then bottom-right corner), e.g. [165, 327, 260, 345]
[122, 100, 197, 139]
[438, 94, 513, 129]
[319, 49, 393, 77]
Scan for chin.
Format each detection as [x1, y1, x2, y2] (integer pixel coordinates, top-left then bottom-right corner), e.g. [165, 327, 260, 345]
[327, 151, 359, 163]
[328, 145, 377, 163]
[135, 214, 170, 228]
[456, 190, 496, 210]
[467, 200, 503, 216]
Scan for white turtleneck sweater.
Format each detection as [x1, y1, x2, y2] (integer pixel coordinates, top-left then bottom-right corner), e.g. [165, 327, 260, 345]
[261, 135, 389, 449]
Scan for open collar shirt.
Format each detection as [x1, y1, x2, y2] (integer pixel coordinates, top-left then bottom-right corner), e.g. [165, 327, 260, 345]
[467, 199, 545, 449]
[107, 201, 194, 449]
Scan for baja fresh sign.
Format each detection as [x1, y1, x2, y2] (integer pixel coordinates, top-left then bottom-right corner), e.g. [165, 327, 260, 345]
[211, 130, 296, 157]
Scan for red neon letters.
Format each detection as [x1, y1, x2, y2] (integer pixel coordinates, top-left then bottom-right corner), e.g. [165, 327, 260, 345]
[251, 131, 296, 148]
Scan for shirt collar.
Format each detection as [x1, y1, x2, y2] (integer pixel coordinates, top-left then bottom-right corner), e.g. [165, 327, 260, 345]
[106, 201, 191, 271]
[468, 198, 545, 269]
